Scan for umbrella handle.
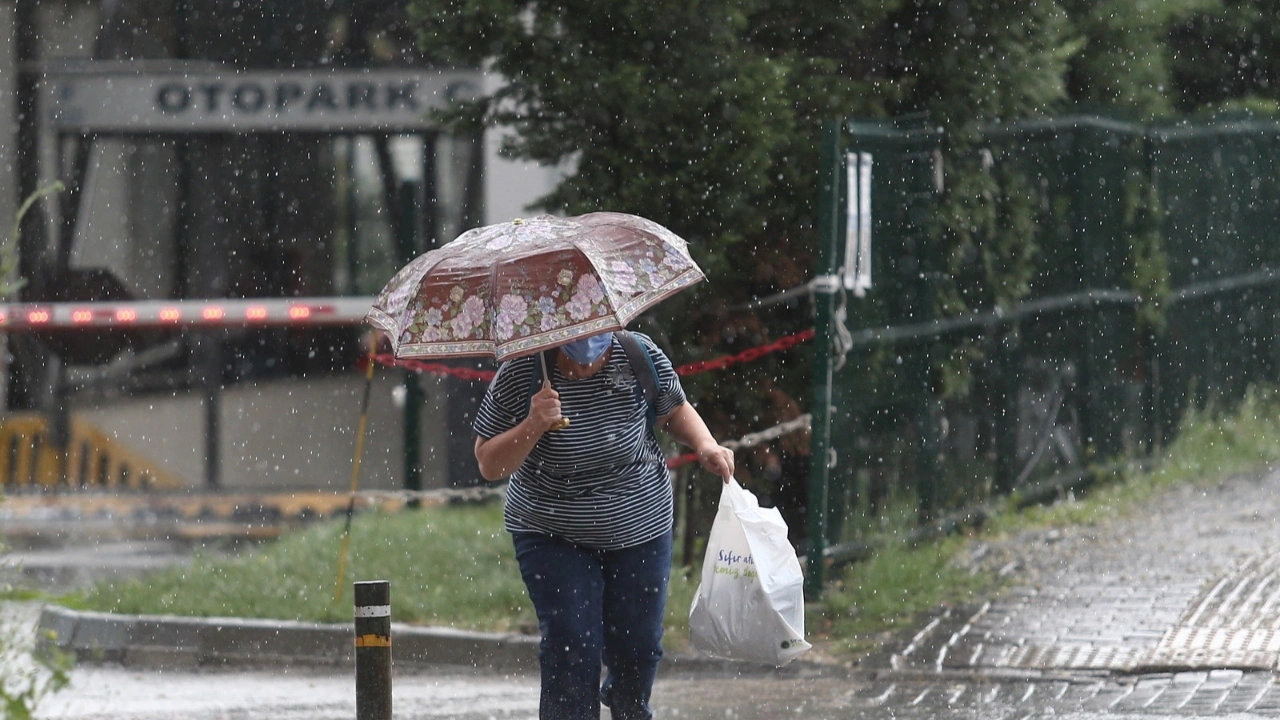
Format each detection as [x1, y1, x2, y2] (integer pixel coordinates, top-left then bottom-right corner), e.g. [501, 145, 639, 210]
[538, 352, 571, 431]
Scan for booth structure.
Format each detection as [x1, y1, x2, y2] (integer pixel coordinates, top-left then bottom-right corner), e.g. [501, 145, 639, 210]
[2, 2, 557, 492]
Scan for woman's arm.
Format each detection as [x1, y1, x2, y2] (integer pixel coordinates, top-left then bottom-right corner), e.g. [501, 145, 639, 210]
[473, 380, 562, 481]
[660, 401, 735, 482]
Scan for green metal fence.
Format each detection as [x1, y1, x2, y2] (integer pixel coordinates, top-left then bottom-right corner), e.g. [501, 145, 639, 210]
[807, 114, 1280, 590]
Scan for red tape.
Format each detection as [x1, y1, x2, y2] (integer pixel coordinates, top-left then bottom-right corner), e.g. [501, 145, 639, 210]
[371, 328, 815, 381]
[673, 328, 814, 376]
[666, 452, 699, 469]
[371, 330, 816, 468]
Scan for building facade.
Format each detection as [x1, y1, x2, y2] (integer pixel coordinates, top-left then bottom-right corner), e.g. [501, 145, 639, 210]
[1, 1, 557, 491]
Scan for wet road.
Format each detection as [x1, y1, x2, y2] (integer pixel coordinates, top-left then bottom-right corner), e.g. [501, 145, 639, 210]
[9, 596, 1280, 718]
[39, 665, 538, 720]
[33, 663, 1280, 718]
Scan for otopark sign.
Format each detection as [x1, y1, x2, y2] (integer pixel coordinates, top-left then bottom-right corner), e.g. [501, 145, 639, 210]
[42, 63, 483, 133]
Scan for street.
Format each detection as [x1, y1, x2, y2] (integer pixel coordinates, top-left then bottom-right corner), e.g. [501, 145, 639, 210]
[32, 662, 1280, 719]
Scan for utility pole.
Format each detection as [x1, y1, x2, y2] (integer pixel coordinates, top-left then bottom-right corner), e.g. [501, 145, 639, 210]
[806, 120, 842, 597]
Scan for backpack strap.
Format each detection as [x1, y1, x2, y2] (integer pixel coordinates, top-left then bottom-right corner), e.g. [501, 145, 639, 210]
[615, 330, 660, 429]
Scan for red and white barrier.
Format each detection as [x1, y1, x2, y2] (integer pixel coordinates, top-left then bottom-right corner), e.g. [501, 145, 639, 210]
[0, 296, 377, 330]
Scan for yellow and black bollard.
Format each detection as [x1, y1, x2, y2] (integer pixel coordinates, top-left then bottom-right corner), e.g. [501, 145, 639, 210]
[354, 580, 392, 720]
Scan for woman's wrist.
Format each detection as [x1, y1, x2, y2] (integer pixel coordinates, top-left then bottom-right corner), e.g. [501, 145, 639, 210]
[692, 437, 721, 454]
[518, 416, 546, 442]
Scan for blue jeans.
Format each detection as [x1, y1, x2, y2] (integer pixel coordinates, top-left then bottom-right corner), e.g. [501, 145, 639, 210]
[512, 530, 672, 720]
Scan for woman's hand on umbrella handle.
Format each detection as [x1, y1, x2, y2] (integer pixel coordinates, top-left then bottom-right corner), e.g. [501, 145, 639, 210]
[696, 443, 735, 483]
[530, 380, 569, 432]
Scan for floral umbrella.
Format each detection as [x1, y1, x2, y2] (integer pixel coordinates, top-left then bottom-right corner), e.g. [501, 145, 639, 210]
[366, 212, 705, 362]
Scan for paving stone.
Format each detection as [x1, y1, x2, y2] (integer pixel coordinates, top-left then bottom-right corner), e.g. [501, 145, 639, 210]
[1246, 684, 1280, 713]
[1140, 684, 1201, 713]
[1216, 680, 1272, 713]
[1204, 668, 1246, 688]
[1109, 679, 1172, 711]
[1053, 681, 1106, 708]
[931, 468, 1280, 681]
[1080, 683, 1134, 710]
[1178, 689, 1230, 715]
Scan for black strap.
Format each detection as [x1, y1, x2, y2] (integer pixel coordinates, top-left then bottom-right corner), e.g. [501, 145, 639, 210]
[615, 330, 659, 427]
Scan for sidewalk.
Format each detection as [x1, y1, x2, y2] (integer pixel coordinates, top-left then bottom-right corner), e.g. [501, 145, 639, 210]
[892, 465, 1280, 678]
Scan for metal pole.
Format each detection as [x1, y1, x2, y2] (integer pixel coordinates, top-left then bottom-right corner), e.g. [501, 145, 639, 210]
[396, 181, 423, 502]
[681, 465, 696, 567]
[201, 332, 222, 490]
[353, 580, 392, 720]
[14, 2, 41, 289]
[991, 333, 1019, 495]
[806, 120, 842, 597]
[334, 346, 377, 603]
[537, 352, 570, 430]
[12, 1, 44, 413]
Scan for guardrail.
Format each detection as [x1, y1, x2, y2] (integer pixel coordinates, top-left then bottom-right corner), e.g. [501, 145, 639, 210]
[0, 296, 376, 331]
[0, 412, 183, 490]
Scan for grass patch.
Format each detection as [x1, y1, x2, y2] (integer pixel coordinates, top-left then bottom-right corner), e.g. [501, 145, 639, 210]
[78, 500, 528, 630]
[0, 588, 57, 603]
[812, 534, 997, 656]
[74, 498, 704, 651]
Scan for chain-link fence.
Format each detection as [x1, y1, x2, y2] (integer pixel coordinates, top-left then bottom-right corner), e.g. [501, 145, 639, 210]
[807, 115, 1280, 588]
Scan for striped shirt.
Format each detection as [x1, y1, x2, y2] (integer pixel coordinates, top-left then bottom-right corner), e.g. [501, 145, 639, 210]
[473, 332, 686, 550]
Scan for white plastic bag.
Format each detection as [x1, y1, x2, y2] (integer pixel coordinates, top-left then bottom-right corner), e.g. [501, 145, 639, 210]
[688, 478, 811, 666]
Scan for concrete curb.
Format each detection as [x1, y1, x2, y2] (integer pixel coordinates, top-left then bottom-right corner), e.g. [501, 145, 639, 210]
[38, 605, 846, 678]
[39, 605, 539, 673]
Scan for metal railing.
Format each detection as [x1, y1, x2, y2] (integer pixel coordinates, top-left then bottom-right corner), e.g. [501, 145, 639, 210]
[0, 412, 184, 490]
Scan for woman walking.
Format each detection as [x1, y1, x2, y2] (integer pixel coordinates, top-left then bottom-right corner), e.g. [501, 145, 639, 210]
[474, 330, 733, 720]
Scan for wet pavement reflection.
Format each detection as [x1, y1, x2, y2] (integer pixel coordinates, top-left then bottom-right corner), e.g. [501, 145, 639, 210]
[33, 664, 1280, 719]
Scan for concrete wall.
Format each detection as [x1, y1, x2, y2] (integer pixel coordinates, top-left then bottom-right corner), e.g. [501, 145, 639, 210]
[480, 71, 568, 225]
[75, 372, 461, 492]
[71, 139, 180, 299]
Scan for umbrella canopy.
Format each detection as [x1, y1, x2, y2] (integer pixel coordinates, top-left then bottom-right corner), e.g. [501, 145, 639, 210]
[367, 212, 705, 361]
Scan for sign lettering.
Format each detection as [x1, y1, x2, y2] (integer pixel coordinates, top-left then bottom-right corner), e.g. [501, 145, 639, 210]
[44, 66, 482, 133]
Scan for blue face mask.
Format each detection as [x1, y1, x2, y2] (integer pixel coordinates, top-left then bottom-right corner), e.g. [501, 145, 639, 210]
[561, 332, 614, 364]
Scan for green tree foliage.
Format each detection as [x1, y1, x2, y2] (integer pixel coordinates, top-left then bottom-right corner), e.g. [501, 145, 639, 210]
[1169, 0, 1280, 113]
[890, 0, 1077, 130]
[1, 182, 67, 720]
[0, 617, 70, 720]
[411, 0, 789, 242]
[403, 0, 1261, 484]
[1123, 167, 1171, 332]
[406, 0, 909, 483]
[1062, 0, 1215, 118]
[878, 2, 1076, 398]
[2, 181, 61, 300]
